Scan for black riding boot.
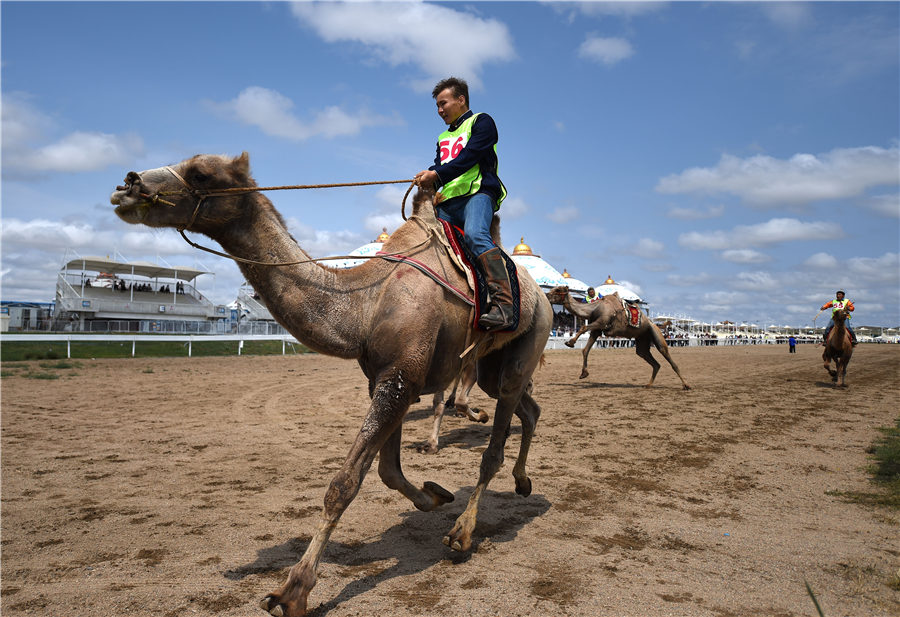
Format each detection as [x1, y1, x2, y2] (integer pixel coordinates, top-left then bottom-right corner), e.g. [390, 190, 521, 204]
[477, 247, 515, 331]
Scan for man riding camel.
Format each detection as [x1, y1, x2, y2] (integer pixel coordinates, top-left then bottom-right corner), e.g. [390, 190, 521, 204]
[414, 77, 514, 332]
[584, 287, 601, 303]
[821, 290, 857, 346]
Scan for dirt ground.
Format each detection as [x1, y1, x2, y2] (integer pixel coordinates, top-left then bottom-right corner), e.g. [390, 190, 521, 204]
[2, 343, 898, 617]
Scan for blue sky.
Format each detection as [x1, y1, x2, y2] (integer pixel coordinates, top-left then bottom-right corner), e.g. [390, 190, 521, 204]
[2, 1, 898, 327]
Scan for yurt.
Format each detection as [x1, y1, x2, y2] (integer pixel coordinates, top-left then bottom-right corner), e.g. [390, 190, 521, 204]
[509, 237, 588, 293]
[595, 275, 642, 303]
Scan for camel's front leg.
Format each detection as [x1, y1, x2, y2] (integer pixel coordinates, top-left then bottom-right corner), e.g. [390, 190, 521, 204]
[564, 323, 591, 348]
[261, 374, 412, 617]
[381, 423, 454, 509]
[578, 331, 601, 379]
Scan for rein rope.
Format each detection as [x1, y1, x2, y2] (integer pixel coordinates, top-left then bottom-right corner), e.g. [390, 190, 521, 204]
[149, 167, 473, 305]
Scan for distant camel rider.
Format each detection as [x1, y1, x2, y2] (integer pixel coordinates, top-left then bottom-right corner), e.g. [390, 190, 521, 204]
[584, 287, 601, 303]
[414, 76, 513, 331]
[821, 290, 857, 346]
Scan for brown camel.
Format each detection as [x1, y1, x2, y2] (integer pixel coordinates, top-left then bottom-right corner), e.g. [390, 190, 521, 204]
[823, 308, 853, 387]
[111, 153, 552, 617]
[546, 286, 690, 390]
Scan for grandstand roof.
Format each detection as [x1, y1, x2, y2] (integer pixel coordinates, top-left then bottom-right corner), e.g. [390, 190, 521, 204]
[62, 256, 210, 281]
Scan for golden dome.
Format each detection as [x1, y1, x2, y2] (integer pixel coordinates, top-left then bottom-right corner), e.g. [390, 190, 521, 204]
[604, 275, 616, 285]
[512, 237, 533, 256]
[562, 269, 571, 278]
[376, 227, 390, 243]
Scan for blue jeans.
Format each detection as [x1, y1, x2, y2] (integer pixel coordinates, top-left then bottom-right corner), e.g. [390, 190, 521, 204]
[435, 193, 497, 257]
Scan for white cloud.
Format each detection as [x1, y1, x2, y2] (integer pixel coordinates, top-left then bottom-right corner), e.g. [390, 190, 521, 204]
[657, 146, 900, 207]
[721, 249, 771, 264]
[665, 272, 712, 287]
[211, 86, 395, 141]
[731, 270, 778, 291]
[628, 237, 664, 258]
[290, 2, 515, 91]
[27, 132, 145, 173]
[499, 196, 530, 220]
[760, 2, 813, 29]
[803, 252, 839, 269]
[2, 94, 145, 175]
[578, 2, 666, 18]
[846, 252, 900, 284]
[578, 35, 634, 66]
[680, 218, 843, 250]
[547, 206, 580, 224]
[667, 204, 725, 220]
[865, 192, 900, 218]
[617, 279, 643, 296]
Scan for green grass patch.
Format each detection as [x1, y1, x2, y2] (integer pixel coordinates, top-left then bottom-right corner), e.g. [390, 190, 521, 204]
[826, 416, 900, 509]
[0, 339, 310, 361]
[22, 371, 60, 380]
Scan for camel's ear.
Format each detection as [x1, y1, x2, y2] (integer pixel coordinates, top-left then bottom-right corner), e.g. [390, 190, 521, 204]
[233, 152, 250, 176]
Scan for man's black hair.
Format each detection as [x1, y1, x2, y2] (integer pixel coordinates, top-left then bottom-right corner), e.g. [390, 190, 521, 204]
[432, 77, 469, 108]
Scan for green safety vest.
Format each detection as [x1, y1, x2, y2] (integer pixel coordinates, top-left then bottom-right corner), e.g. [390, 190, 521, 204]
[437, 113, 506, 209]
[831, 299, 851, 319]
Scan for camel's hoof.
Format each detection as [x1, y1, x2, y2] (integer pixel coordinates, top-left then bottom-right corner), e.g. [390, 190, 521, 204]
[417, 442, 438, 455]
[683, 384, 691, 391]
[423, 481, 454, 507]
[579, 370, 589, 379]
[467, 408, 489, 423]
[515, 476, 532, 497]
[260, 597, 285, 617]
[564, 340, 575, 348]
[442, 535, 467, 552]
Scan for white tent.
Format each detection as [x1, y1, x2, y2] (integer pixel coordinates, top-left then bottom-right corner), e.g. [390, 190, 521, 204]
[329, 228, 392, 269]
[328, 241, 383, 269]
[508, 237, 589, 293]
[594, 276, 642, 303]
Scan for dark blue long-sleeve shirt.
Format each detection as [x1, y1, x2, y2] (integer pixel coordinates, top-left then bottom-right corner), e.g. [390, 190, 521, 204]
[429, 110, 504, 207]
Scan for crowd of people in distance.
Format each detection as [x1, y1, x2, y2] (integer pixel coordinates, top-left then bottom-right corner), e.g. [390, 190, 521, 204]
[85, 278, 188, 295]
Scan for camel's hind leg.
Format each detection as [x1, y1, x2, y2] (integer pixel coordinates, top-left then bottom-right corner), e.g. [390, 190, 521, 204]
[419, 390, 448, 454]
[448, 363, 487, 423]
[510, 388, 541, 497]
[635, 333, 661, 386]
[647, 326, 691, 390]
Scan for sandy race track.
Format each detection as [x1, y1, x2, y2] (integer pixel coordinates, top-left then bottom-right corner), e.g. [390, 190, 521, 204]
[2, 343, 898, 617]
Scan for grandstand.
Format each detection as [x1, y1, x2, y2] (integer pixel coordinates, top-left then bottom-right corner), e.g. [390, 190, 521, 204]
[53, 251, 229, 333]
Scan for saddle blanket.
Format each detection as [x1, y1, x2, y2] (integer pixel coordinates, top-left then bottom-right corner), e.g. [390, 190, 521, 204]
[625, 302, 641, 328]
[439, 219, 521, 333]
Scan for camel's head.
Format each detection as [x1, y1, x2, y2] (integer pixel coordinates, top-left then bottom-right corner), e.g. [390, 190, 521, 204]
[545, 286, 570, 305]
[111, 152, 254, 233]
[833, 307, 851, 323]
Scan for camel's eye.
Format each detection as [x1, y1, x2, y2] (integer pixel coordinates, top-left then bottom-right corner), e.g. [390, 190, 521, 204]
[193, 172, 210, 183]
